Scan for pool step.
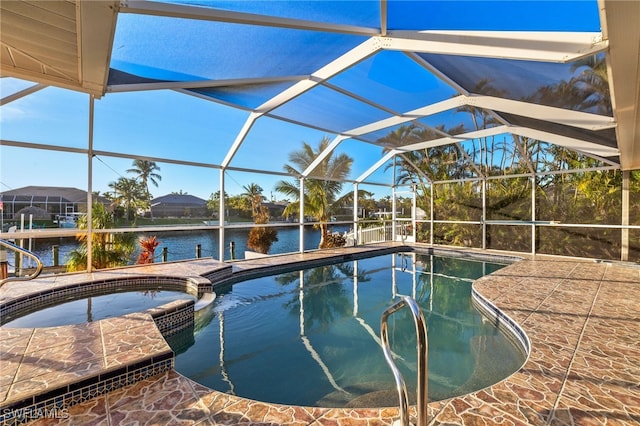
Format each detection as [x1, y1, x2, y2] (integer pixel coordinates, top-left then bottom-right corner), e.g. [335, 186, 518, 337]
[316, 380, 416, 408]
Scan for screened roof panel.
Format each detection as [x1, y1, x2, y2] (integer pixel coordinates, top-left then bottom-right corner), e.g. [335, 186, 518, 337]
[326, 50, 457, 114]
[157, 0, 382, 28]
[107, 68, 174, 86]
[359, 122, 436, 147]
[458, 136, 527, 176]
[111, 13, 368, 82]
[499, 113, 618, 149]
[402, 143, 478, 181]
[188, 81, 298, 110]
[268, 85, 393, 134]
[419, 53, 612, 115]
[414, 107, 501, 137]
[387, 1, 601, 31]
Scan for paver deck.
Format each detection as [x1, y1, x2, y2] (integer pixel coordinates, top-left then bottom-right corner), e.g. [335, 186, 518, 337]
[0, 245, 638, 425]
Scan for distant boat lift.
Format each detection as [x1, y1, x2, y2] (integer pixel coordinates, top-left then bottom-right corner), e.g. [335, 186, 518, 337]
[54, 213, 84, 228]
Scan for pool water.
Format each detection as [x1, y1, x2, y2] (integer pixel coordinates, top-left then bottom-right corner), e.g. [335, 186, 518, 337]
[173, 252, 526, 407]
[3, 290, 196, 328]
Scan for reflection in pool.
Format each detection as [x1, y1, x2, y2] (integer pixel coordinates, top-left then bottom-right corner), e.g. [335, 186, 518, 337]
[3, 290, 197, 328]
[173, 252, 526, 408]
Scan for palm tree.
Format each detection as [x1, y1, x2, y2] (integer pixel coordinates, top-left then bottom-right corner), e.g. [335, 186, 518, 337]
[207, 191, 228, 216]
[526, 54, 611, 116]
[108, 177, 146, 223]
[246, 206, 278, 253]
[378, 124, 431, 187]
[242, 183, 265, 218]
[569, 54, 611, 116]
[275, 136, 353, 248]
[376, 124, 421, 149]
[241, 183, 278, 253]
[127, 159, 162, 207]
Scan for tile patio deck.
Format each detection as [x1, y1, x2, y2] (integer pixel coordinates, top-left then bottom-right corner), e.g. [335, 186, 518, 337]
[0, 245, 638, 425]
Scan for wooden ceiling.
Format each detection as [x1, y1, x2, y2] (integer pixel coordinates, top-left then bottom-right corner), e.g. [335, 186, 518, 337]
[0, 0, 119, 97]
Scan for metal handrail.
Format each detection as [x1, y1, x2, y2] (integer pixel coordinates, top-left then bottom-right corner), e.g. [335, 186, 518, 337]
[0, 239, 44, 286]
[380, 296, 428, 426]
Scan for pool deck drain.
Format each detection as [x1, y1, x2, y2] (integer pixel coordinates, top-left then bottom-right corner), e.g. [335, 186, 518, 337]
[0, 244, 638, 425]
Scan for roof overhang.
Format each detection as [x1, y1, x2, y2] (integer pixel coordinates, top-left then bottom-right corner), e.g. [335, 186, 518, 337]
[600, 0, 640, 170]
[0, 0, 119, 98]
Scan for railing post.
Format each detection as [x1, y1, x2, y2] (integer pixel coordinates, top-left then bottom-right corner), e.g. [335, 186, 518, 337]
[52, 245, 59, 267]
[14, 240, 21, 276]
[162, 247, 168, 262]
[196, 243, 202, 258]
[0, 249, 7, 280]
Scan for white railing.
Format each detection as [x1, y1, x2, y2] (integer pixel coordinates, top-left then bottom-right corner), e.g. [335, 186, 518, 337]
[348, 223, 394, 245]
[394, 222, 414, 243]
[349, 222, 414, 245]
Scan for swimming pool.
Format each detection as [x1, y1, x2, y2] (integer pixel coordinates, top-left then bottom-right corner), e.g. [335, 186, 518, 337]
[2, 290, 197, 328]
[173, 252, 527, 407]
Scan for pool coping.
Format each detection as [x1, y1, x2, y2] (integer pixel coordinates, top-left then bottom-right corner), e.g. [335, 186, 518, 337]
[0, 244, 638, 425]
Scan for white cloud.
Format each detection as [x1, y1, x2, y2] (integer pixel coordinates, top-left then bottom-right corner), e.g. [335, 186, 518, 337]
[0, 105, 27, 122]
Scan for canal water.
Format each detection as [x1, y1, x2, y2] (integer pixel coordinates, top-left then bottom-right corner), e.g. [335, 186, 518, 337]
[15, 224, 351, 268]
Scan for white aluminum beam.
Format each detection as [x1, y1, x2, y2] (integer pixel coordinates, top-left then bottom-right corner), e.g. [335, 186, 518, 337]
[405, 51, 469, 95]
[221, 112, 260, 168]
[0, 139, 88, 154]
[394, 124, 619, 165]
[399, 126, 512, 152]
[385, 31, 608, 63]
[454, 141, 484, 178]
[465, 95, 616, 130]
[340, 92, 612, 146]
[174, 88, 252, 112]
[345, 96, 466, 137]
